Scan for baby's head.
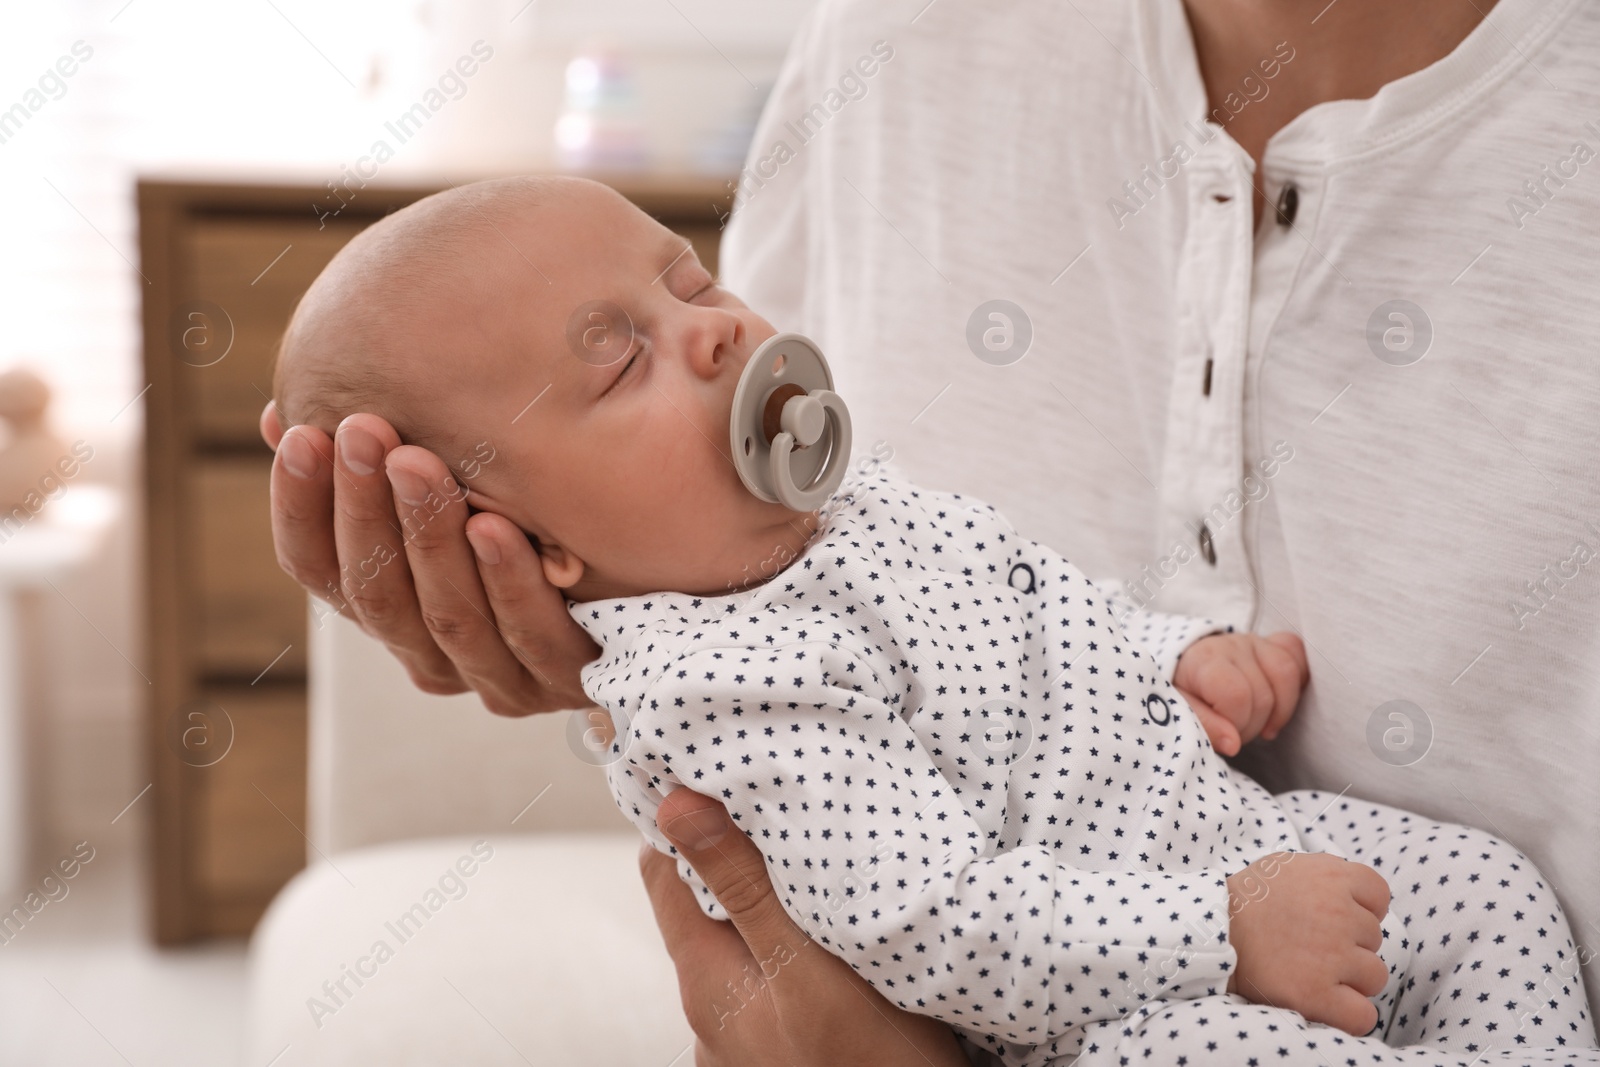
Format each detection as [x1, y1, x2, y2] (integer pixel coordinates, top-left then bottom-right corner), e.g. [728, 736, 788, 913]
[274, 176, 818, 602]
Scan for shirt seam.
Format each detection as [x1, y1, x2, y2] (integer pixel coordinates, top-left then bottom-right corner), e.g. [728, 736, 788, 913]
[1267, 0, 1582, 173]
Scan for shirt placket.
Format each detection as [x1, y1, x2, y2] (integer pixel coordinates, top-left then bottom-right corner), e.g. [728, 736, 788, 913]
[1240, 163, 1320, 631]
[1154, 129, 1259, 630]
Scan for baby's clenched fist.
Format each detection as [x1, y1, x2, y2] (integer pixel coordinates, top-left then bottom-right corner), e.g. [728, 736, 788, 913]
[1174, 631, 1308, 756]
[1226, 851, 1392, 1036]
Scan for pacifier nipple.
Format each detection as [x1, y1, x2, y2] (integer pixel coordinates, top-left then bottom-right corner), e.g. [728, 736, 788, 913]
[730, 333, 853, 510]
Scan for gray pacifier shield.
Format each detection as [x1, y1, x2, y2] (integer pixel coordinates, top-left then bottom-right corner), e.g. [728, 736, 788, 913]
[729, 333, 853, 510]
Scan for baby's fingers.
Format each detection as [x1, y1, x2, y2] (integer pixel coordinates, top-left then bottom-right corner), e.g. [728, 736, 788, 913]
[1322, 984, 1381, 1037]
[1178, 689, 1241, 756]
[1341, 947, 1390, 998]
[1234, 652, 1276, 740]
[1190, 656, 1255, 723]
[1345, 861, 1392, 920]
[1258, 633, 1308, 739]
[1350, 903, 1384, 953]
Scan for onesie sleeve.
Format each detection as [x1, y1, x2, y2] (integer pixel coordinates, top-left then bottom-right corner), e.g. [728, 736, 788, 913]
[623, 641, 1239, 1047]
[1090, 581, 1233, 682]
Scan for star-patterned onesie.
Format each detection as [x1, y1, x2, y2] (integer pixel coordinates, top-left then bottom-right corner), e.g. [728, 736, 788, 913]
[573, 467, 1596, 1066]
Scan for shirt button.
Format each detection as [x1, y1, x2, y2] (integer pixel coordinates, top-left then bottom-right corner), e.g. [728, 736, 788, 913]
[1275, 182, 1299, 227]
[1197, 522, 1217, 566]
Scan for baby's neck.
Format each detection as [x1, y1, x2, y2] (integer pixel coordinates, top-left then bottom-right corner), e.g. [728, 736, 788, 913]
[565, 507, 825, 603]
[725, 511, 823, 594]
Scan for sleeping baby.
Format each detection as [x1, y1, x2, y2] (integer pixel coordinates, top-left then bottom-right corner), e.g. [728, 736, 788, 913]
[272, 176, 1598, 1067]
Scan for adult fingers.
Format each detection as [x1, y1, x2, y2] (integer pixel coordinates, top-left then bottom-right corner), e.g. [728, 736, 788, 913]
[653, 793, 969, 1067]
[656, 789, 813, 973]
[638, 837, 751, 983]
[269, 423, 344, 606]
[260, 399, 286, 449]
[466, 511, 598, 711]
[382, 443, 558, 715]
[329, 417, 467, 694]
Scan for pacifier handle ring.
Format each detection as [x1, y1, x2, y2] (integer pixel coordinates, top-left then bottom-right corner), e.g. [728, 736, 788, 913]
[730, 332, 852, 508]
[768, 390, 852, 510]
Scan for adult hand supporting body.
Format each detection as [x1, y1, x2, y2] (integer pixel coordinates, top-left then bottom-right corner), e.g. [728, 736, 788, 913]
[644, 787, 970, 1067]
[261, 402, 597, 716]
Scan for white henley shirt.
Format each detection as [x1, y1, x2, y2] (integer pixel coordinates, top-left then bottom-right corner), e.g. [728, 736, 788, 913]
[721, 0, 1600, 1017]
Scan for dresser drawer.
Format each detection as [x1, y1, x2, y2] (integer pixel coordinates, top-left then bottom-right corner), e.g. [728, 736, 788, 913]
[188, 456, 308, 679]
[186, 684, 307, 931]
[176, 219, 363, 445]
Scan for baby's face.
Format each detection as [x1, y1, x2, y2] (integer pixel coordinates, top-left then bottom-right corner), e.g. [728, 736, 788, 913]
[397, 183, 818, 601]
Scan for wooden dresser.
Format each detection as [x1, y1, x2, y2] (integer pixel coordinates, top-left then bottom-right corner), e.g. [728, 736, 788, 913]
[137, 175, 731, 943]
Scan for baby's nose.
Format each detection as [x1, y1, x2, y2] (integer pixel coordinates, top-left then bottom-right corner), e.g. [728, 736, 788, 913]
[689, 311, 744, 377]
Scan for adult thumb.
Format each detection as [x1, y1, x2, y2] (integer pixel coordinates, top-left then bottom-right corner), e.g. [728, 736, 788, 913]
[657, 788, 808, 963]
[659, 787, 734, 850]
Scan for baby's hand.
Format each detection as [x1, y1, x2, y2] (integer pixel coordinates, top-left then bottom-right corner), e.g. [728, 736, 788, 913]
[1173, 632, 1307, 756]
[1226, 851, 1392, 1036]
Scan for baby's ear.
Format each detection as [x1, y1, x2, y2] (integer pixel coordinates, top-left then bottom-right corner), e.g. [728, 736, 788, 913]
[535, 540, 585, 590]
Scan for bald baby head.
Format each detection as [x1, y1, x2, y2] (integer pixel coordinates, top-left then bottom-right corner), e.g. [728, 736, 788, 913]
[267, 171, 809, 604]
[272, 175, 626, 461]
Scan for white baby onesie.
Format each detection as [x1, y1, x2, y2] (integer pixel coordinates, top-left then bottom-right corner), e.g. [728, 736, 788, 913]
[570, 468, 1595, 1066]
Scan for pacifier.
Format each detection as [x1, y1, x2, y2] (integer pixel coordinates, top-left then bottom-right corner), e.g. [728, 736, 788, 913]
[729, 333, 852, 510]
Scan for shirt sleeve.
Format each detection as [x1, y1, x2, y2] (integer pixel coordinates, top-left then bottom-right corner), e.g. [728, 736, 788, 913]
[623, 640, 1239, 1047]
[1091, 581, 1233, 682]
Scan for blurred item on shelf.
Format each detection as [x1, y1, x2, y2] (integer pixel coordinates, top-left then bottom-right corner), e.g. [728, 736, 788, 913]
[556, 48, 650, 172]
